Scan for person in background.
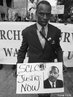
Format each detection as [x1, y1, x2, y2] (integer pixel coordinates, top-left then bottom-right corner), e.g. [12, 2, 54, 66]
[15, 16, 21, 21]
[27, 0, 37, 21]
[50, 14, 57, 23]
[44, 66, 63, 88]
[0, 64, 3, 69]
[67, 6, 73, 23]
[14, 1, 67, 96]
[1, 13, 7, 21]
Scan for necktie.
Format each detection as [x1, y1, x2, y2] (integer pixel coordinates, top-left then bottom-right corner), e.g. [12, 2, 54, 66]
[41, 26, 45, 37]
[52, 82, 54, 88]
[40, 27, 45, 48]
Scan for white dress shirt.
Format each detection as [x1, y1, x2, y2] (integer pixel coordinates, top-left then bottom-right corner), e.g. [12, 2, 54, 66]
[49, 80, 56, 88]
[36, 23, 48, 48]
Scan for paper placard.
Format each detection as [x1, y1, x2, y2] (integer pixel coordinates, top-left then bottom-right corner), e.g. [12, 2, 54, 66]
[16, 62, 64, 94]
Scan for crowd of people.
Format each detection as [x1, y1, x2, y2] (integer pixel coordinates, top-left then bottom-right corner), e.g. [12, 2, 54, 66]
[0, 0, 73, 23]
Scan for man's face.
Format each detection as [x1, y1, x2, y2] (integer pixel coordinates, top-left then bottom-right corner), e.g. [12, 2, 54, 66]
[36, 3, 51, 26]
[48, 67, 59, 82]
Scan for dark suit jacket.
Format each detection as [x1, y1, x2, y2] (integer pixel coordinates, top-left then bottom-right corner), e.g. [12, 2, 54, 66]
[44, 78, 63, 88]
[17, 23, 63, 63]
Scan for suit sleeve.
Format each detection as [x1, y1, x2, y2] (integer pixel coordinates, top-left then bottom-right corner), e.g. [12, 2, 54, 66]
[55, 29, 63, 62]
[17, 30, 28, 63]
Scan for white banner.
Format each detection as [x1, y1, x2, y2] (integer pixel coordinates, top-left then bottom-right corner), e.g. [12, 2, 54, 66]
[0, 22, 73, 67]
[0, 22, 34, 64]
[46, 0, 57, 6]
[16, 62, 64, 94]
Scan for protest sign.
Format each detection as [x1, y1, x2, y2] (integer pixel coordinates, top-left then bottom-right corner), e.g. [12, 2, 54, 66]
[51, 5, 64, 14]
[16, 62, 64, 94]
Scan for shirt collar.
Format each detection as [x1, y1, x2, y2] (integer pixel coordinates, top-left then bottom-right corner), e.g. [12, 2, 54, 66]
[36, 23, 48, 32]
[36, 23, 48, 37]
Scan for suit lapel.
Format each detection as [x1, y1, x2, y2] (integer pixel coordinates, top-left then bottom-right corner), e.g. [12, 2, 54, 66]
[32, 24, 52, 50]
[47, 24, 50, 39]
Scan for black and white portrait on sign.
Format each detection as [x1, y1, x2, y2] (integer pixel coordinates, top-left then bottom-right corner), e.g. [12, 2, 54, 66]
[44, 65, 63, 89]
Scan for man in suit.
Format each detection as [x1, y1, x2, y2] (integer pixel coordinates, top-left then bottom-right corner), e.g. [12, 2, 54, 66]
[17, 1, 63, 63]
[16, 1, 64, 97]
[44, 66, 63, 88]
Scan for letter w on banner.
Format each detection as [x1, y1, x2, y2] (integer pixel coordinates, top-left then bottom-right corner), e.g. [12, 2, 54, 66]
[16, 62, 64, 94]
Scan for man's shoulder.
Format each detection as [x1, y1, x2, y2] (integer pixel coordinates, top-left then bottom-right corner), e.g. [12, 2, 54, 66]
[23, 23, 36, 31]
[48, 23, 61, 31]
[44, 78, 49, 83]
[57, 79, 63, 87]
[22, 23, 36, 35]
[57, 79, 63, 83]
[48, 23, 61, 36]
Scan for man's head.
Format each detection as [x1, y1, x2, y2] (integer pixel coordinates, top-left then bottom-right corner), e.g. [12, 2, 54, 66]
[48, 66, 59, 82]
[36, 1, 51, 27]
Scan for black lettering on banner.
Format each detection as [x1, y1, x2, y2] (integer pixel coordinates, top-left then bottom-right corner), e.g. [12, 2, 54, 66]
[0, 30, 6, 40]
[63, 51, 73, 60]
[0, 30, 21, 40]
[14, 48, 18, 56]
[14, 30, 20, 40]
[67, 51, 73, 60]
[63, 32, 70, 42]
[61, 32, 73, 43]
[7, 30, 12, 40]
[3, 48, 18, 57]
